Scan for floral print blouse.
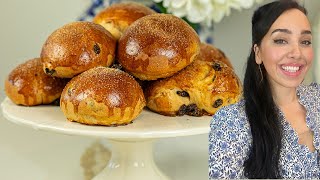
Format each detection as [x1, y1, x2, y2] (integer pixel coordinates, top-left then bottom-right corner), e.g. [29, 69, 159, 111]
[208, 83, 320, 179]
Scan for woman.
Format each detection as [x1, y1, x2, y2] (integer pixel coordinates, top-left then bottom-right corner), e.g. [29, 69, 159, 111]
[208, 0, 319, 179]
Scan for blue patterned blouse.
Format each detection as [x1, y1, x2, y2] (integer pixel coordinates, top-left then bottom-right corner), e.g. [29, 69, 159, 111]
[208, 83, 320, 179]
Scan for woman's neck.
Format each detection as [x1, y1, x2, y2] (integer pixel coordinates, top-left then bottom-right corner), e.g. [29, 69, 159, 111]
[272, 85, 298, 107]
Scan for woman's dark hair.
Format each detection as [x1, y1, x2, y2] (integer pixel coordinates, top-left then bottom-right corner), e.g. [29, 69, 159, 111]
[243, 0, 307, 178]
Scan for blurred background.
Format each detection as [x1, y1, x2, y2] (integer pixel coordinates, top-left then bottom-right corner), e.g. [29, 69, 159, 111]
[0, 0, 319, 179]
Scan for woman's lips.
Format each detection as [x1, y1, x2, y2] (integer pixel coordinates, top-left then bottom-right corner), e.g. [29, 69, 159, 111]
[280, 64, 303, 77]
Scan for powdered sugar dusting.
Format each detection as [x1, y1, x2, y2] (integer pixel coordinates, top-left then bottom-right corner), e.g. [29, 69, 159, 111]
[63, 66, 145, 108]
[107, 92, 121, 106]
[158, 48, 176, 59]
[41, 21, 116, 77]
[126, 39, 140, 56]
[118, 13, 200, 80]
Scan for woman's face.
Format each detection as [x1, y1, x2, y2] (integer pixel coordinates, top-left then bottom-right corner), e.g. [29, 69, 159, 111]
[255, 9, 313, 90]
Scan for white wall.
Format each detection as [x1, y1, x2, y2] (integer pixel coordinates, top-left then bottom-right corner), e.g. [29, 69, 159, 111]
[0, 0, 319, 180]
[213, 0, 320, 82]
[313, 9, 320, 82]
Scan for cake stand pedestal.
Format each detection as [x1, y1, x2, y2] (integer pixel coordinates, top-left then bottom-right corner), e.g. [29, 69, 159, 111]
[93, 139, 168, 180]
[1, 98, 210, 180]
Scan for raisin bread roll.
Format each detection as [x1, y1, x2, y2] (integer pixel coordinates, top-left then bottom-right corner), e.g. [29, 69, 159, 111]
[5, 58, 69, 106]
[144, 59, 242, 116]
[93, 2, 156, 40]
[41, 21, 116, 78]
[60, 67, 146, 126]
[199, 43, 233, 69]
[117, 14, 200, 80]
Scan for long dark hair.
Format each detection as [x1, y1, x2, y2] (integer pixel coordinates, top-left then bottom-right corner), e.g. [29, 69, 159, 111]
[243, 0, 307, 178]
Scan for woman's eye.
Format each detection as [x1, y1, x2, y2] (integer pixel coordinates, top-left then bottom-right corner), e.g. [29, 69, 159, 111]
[273, 39, 287, 44]
[301, 40, 312, 45]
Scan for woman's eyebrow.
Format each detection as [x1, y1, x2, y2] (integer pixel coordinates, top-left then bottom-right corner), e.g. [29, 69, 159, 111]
[271, 28, 312, 35]
[301, 30, 312, 35]
[271, 28, 292, 34]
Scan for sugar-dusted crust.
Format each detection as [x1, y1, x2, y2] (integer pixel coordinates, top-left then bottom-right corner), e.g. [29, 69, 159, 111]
[93, 2, 156, 40]
[199, 43, 234, 69]
[41, 21, 116, 78]
[117, 14, 200, 80]
[60, 67, 146, 126]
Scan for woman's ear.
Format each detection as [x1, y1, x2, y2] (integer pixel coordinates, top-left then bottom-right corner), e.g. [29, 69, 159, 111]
[254, 44, 262, 64]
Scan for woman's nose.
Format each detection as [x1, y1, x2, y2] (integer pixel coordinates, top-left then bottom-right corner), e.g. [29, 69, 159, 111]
[288, 43, 302, 59]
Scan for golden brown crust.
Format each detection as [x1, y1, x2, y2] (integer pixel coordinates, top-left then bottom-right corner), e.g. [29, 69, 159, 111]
[117, 14, 200, 80]
[93, 2, 156, 40]
[40, 21, 116, 78]
[5, 58, 69, 106]
[144, 59, 242, 116]
[60, 67, 146, 126]
[198, 43, 233, 69]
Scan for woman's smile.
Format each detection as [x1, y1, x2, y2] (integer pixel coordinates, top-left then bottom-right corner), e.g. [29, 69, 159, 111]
[280, 64, 304, 77]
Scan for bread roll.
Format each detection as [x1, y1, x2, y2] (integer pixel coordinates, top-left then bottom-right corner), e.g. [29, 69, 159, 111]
[199, 43, 233, 69]
[5, 58, 69, 106]
[93, 2, 156, 40]
[144, 59, 242, 116]
[41, 21, 116, 78]
[60, 67, 146, 126]
[117, 14, 200, 80]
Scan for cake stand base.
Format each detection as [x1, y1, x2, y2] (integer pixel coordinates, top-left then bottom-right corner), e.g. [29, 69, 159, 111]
[92, 139, 169, 180]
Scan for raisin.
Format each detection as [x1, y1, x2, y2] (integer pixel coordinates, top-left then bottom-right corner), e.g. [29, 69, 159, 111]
[111, 63, 123, 70]
[186, 104, 202, 116]
[213, 63, 222, 71]
[51, 98, 60, 106]
[213, 99, 223, 108]
[177, 104, 203, 116]
[93, 43, 101, 54]
[212, 75, 216, 82]
[177, 104, 188, 116]
[177, 90, 189, 97]
[45, 68, 56, 75]
[186, 104, 196, 111]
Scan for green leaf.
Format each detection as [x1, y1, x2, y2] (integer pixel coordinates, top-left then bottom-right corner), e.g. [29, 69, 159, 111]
[154, 2, 167, 13]
[182, 17, 200, 31]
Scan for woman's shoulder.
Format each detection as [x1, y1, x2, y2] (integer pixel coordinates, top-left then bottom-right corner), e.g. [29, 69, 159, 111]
[211, 99, 249, 131]
[298, 82, 320, 102]
[208, 100, 251, 179]
[212, 99, 246, 119]
[298, 82, 320, 94]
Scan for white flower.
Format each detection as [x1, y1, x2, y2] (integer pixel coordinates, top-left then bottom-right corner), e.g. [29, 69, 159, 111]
[153, 0, 264, 26]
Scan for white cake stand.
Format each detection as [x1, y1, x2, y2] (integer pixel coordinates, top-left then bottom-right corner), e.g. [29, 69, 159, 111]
[1, 98, 211, 180]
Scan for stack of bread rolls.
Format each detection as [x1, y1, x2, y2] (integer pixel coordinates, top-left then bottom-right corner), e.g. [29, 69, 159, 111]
[4, 2, 242, 126]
